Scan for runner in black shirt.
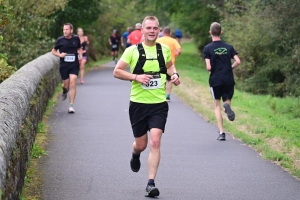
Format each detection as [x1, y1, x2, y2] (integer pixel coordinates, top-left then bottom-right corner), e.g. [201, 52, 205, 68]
[52, 23, 82, 113]
[109, 29, 120, 64]
[203, 22, 241, 140]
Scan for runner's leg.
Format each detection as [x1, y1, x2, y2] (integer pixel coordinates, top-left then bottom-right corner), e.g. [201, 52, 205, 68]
[62, 79, 70, 91]
[133, 134, 148, 154]
[215, 99, 224, 133]
[69, 74, 77, 104]
[80, 59, 86, 82]
[148, 128, 163, 180]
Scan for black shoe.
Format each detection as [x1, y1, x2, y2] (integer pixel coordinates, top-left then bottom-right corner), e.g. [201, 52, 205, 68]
[61, 88, 69, 101]
[145, 185, 160, 197]
[217, 132, 226, 140]
[223, 103, 235, 121]
[130, 158, 141, 172]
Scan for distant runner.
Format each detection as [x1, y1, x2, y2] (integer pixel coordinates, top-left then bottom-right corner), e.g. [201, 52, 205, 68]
[157, 26, 181, 101]
[52, 23, 82, 113]
[121, 27, 133, 48]
[175, 28, 183, 44]
[127, 23, 142, 45]
[109, 29, 120, 64]
[203, 22, 241, 140]
[77, 27, 89, 84]
[113, 16, 180, 198]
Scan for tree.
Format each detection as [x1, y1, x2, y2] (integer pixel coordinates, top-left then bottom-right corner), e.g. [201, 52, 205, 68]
[1, 0, 68, 68]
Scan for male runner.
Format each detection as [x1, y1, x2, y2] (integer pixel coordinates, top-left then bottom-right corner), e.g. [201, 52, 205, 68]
[109, 29, 121, 64]
[157, 26, 181, 101]
[52, 23, 82, 113]
[113, 16, 180, 197]
[127, 23, 142, 45]
[121, 27, 132, 48]
[203, 22, 241, 140]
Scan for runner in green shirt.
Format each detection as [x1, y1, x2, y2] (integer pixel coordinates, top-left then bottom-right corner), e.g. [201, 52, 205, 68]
[113, 15, 180, 198]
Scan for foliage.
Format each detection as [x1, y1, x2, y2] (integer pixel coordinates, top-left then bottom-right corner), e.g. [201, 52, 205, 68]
[49, 0, 102, 39]
[1, 0, 67, 68]
[0, 52, 17, 83]
[0, 0, 13, 29]
[219, 0, 300, 97]
[0, 34, 17, 82]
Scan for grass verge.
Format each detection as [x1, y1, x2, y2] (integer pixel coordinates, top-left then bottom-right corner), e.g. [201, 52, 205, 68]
[173, 41, 300, 178]
[20, 58, 110, 199]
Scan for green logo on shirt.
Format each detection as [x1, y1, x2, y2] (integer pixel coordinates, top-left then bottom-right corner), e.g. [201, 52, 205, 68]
[214, 47, 227, 55]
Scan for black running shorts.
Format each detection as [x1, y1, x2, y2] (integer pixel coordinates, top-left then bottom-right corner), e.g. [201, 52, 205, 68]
[129, 101, 169, 138]
[210, 85, 234, 101]
[59, 63, 79, 80]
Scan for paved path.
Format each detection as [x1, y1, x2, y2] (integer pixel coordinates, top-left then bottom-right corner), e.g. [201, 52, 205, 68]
[42, 61, 300, 200]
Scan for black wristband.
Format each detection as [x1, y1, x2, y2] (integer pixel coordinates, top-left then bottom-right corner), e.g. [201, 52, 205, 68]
[173, 72, 179, 78]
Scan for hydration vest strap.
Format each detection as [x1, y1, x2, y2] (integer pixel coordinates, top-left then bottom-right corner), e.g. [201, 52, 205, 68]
[133, 43, 166, 74]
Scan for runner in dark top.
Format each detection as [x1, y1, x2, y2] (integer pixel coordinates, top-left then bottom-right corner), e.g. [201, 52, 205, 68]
[52, 23, 82, 113]
[203, 22, 241, 140]
[109, 29, 120, 64]
[77, 27, 89, 84]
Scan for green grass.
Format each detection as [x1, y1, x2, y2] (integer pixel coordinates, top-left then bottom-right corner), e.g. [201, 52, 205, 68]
[174, 41, 300, 178]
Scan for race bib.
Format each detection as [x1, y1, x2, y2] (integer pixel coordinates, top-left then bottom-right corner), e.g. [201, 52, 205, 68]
[64, 54, 75, 62]
[112, 44, 118, 48]
[141, 73, 161, 90]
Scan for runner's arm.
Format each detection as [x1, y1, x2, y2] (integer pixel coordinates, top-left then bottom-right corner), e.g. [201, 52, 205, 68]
[113, 60, 153, 84]
[175, 48, 181, 57]
[205, 58, 211, 71]
[166, 62, 180, 85]
[232, 55, 241, 69]
[51, 48, 65, 58]
[108, 38, 112, 45]
[121, 37, 125, 46]
[78, 47, 83, 60]
[84, 36, 89, 44]
[113, 60, 135, 81]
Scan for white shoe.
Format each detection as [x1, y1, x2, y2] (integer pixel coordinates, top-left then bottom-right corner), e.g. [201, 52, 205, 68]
[68, 106, 75, 114]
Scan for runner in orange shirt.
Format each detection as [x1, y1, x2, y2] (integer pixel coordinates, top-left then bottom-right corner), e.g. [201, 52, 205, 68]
[127, 23, 142, 45]
[156, 27, 181, 101]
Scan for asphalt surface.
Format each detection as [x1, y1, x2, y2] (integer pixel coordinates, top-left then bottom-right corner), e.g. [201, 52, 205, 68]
[42, 61, 300, 200]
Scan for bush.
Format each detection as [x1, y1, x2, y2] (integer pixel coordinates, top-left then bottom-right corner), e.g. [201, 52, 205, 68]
[0, 54, 17, 83]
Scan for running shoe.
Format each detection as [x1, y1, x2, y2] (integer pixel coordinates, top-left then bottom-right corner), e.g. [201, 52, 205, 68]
[80, 78, 84, 84]
[166, 96, 170, 102]
[130, 158, 141, 172]
[68, 106, 75, 114]
[61, 92, 68, 101]
[115, 59, 118, 64]
[145, 185, 160, 197]
[217, 132, 226, 140]
[223, 103, 235, 121]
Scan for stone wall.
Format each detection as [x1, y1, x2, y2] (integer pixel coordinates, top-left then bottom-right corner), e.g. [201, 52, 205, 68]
[0, 52, 60, 199]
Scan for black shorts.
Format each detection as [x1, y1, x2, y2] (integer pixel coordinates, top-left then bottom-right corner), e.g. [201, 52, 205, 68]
[210, 85, 234, 101]
[111, 48, 119, 52]
[59, 63, 79, 80]
[129, 101, 169, 138]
